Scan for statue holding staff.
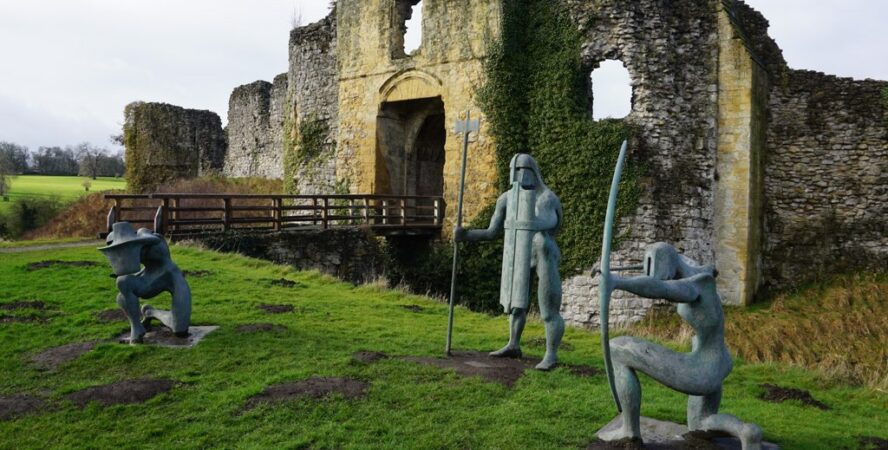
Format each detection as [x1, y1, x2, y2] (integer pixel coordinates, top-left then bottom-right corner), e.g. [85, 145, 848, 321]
[455, 153, 564, 370]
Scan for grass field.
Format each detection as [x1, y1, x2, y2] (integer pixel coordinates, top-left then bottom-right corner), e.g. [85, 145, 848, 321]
[1, 176, 126, 212]
[0, 245, 885, 449]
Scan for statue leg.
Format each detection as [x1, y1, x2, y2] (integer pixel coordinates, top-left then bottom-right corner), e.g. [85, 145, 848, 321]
[688, 389, 763, 450]
[140, 272, 190, 335]
[489, 308, 526, 358]
[599, 360, 642, 441]
[115, 275, 147, 343]
[534, 233, 563, 371]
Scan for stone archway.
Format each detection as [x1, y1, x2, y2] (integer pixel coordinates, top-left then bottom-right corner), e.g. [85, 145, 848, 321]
[375, 97, 445, 197]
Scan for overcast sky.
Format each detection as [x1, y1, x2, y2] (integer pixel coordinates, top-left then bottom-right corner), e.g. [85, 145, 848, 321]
[0, 0, 885, 151]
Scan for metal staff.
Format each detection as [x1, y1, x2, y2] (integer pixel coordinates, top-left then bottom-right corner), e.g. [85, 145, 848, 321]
[446, 110, 480, 355]
[600, 140, 628, 413]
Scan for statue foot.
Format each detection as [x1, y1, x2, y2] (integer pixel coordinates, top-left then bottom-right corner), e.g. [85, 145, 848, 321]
[489, 345, 522, 359]
[128, 328, 146, 345]
[739, 423, 763, 450]
[598, 425, 642, 443]
[534, 357, 558, 371]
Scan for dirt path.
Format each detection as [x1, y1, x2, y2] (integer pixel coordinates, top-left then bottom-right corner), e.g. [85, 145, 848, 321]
[0, 240, 102, 254]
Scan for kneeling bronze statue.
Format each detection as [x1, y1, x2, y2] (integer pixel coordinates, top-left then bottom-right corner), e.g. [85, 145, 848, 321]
[99, 222, 191, 343]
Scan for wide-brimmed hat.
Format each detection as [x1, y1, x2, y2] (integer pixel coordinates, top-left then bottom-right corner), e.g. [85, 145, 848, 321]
[98, 222, 160, 251]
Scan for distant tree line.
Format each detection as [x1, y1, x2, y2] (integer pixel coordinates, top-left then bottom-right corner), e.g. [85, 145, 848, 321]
[0, 141, 125, 179]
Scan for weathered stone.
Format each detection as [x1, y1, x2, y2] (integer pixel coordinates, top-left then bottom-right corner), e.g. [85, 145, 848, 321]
[123, 102, 225, 192]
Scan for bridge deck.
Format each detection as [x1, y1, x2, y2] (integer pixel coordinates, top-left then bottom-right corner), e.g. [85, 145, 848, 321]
[103, 193, 445, 237]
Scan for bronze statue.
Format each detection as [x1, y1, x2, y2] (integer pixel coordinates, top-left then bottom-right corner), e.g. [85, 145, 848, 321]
[99, 222, 191, 343]
[455, 153, 564, 370]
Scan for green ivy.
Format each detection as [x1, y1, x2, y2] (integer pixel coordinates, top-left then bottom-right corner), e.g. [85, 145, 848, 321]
[283, 114, 330, 194]
[389, 1, 642, 313]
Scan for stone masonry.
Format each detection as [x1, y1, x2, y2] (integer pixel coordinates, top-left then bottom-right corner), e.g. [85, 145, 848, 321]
[223, 76, 287, 179]
[126, 0, 887, 329]
[123, 101, 226, 193]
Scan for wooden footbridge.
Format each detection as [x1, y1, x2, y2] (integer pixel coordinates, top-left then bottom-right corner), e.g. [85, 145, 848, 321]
[103, 193, 445, 237]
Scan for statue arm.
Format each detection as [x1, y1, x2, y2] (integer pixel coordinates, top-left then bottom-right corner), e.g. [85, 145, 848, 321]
[611, 275, 701, 304]
[456, 194, 507, 242]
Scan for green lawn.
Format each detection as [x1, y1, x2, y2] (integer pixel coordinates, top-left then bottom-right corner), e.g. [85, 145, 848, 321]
[0, 245, 885, 449]
[1, 175, 126, 212]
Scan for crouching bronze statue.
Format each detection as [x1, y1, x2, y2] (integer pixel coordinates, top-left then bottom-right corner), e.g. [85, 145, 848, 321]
[99, 222, 191, 343]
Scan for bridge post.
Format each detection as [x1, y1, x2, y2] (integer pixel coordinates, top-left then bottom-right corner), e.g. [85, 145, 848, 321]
[434, 198, 442, 226]
[382, 200, 389, 225]
[223, 198, 231, 231]
[162, 198, 171, 234]
[312, 198, 319, 225]
[400, 199, 407, 227]
[273, 198, 282, 231]
[362, 198, 370, 224]
[322, 198, 329, 229]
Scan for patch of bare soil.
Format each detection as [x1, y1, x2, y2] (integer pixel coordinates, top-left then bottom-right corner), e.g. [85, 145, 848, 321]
[96, 308, 127, 322]
[26, 260, 99, 271]
[245, 377, 369, 410]
[30, 342, 98, 371]
[400, 305, 424, 313]
[270, 278, 302, 288]
[0, 300, 47, 311]
[0, 315, 47, 324]
[352, 351, 389, 363]
[235, 323, 288, 334]
[566, 364, 602, 377]
[182, 270, 213, 278]
[404, 351, 539, 388]
[0, 394, 47, 421]
[258, 304, 295, 314]
[759, 383, 829, 410]
[65, 379, 175, 408]
[859, 436, 888, 450]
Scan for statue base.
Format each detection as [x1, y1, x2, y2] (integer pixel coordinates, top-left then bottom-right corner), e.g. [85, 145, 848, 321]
[117, 326, 218, 348]
[593, 416, 779, 449]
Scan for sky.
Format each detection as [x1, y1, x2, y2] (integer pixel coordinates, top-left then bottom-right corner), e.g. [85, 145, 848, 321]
[0, 0, 885, 151]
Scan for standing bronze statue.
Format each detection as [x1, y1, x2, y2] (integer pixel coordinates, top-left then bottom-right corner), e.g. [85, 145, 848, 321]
[455, 153, 564, 370]
[99, 222, 191, 343]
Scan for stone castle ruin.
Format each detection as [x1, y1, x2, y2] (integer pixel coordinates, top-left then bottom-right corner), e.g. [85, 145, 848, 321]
[124, 0, 887, 327]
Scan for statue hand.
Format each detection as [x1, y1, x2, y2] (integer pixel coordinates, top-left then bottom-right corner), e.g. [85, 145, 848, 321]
[453, 226, 468, 242]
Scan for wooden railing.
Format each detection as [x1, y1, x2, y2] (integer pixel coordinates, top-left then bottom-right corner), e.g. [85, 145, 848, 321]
[103, 193, 445, 237]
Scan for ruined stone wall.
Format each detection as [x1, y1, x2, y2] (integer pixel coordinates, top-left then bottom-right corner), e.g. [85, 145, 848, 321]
[335, 0, 502, 222]
[224, 77, 286, 179]
[182, 228, 385, 284]
[560, 0, 723, 328]
[286, 12, 340, 195]
[763, 71, 888, 288]
[123, 102, 226, 193]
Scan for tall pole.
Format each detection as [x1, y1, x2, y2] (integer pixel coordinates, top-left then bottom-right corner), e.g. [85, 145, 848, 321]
[446, 110, 478, 356]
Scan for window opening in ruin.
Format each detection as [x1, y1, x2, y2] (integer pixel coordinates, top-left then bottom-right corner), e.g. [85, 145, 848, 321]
[590, 60, 633, 120]
[376, 97, 445, 205]
[394, 0, 423, 58]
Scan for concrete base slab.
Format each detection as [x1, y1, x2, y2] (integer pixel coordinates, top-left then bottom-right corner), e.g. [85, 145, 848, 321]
[594, 416, 779, 449]
[117, 326, 219, 348]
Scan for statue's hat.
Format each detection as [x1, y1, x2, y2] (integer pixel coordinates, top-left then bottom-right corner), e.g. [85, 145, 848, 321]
[99, 222, 159, 251]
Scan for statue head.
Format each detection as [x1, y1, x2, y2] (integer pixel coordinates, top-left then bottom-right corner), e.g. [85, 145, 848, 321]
[642, 242, 715, 281]
[509, 153, 545, 190]
[98, 222, 162, 276]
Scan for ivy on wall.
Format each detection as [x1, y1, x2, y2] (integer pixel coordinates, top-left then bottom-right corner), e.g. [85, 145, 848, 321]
[388, 0, 642, 312]
[283, 113, 331, 194]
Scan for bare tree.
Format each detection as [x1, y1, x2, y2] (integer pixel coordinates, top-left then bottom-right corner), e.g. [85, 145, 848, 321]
[75, 143, 106, 180]
[0, 154, 13, 200]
